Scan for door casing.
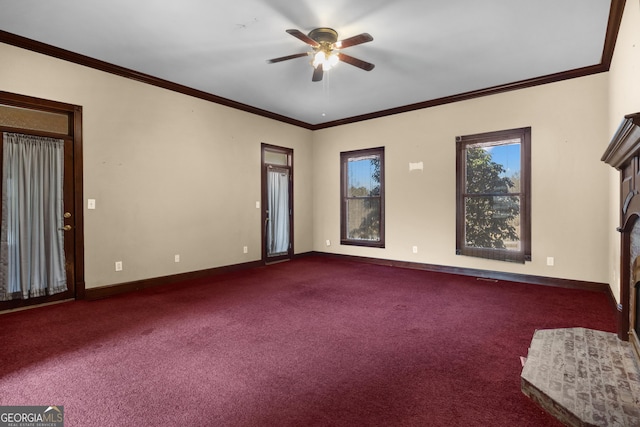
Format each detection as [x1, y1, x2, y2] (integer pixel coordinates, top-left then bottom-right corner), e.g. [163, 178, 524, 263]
[261, 143, 293, 263]
[0, 91, 84, 310]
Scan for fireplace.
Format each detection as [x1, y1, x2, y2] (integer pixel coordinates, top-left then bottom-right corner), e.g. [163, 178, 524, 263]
[635, 281, 640, 339]
[632, 254, 640, 359]
[635, 280, 640, 341]
[602, 112, 640, 361]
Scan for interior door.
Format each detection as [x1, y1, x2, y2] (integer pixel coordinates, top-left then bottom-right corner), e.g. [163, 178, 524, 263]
[262, 144, 293, 263]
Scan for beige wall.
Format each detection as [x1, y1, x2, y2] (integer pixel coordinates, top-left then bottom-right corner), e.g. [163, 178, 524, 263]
[4, 4, 637, 293]
[312, 73, 610, 283]
[607, 0, 640, 303]
[0, 42, 314, 289]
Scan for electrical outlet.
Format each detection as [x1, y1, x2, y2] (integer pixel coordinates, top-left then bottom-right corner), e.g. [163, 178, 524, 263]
[326, 240, 331, 246]
[546, 257, 554, 266]
[115, 261, 123, 271]
[412, 246, 418, 254]
[174, 254, 180, 263]
[243, 246, 248, 254]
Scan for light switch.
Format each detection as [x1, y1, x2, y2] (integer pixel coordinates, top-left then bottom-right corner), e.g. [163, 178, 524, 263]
[88, 199, 96, 210]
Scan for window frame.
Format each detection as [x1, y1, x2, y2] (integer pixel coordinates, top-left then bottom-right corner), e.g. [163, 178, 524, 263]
[340, 147, 385, 248]
[455, 127, 531, 263]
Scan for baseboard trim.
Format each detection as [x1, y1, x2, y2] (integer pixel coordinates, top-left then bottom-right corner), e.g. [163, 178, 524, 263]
[310, 251, 612, 294]
[84, 259, 264, 300]
[84, 252, 614, 306]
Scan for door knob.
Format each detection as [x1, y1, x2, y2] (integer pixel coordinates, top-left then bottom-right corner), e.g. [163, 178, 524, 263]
[59, 225, 72, 231]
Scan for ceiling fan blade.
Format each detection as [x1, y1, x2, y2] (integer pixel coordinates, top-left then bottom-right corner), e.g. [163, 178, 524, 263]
[266, 52, 309, 64]
[286, 29, 320, 47]
[312, 64, 324, 82]
[335, 33, 373, 49]
[338, 53, 375, 71]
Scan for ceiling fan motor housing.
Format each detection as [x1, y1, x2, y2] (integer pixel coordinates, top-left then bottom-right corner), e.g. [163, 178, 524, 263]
[308, 28, 338, 44]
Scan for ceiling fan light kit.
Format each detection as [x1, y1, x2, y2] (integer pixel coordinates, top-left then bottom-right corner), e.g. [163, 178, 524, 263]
[312, 50, 339, 71]
[267, 27, 374, 82]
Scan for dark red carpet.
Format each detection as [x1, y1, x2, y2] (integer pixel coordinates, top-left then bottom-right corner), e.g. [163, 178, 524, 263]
[0, 257, 616, 426]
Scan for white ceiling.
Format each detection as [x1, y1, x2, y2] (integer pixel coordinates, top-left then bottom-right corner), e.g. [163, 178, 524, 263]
[0, 0, 614, 128]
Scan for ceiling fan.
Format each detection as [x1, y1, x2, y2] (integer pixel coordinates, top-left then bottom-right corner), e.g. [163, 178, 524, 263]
[267, 28, 375, 82]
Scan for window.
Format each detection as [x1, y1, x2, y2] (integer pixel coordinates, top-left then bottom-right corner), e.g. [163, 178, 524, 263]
[456, 127, 531, 263]
[341, 147, 385, 247]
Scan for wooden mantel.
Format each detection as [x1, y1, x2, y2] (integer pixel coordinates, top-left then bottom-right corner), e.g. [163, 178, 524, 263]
[602, 112, 640, 169]
[602, 112, 640, 345]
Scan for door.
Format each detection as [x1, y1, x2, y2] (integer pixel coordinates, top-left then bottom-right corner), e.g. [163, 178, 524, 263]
[262, 144, 293, 263]
[0, 94, 83, 311]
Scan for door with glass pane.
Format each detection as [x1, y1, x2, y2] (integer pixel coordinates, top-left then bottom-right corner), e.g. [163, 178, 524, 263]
[262, 144, 293, 263]
[0, 95, 81, 310]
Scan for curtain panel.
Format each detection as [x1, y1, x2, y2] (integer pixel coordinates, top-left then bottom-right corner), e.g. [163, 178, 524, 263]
[0, 132, 67, 300]
[267, 169, 290, 255]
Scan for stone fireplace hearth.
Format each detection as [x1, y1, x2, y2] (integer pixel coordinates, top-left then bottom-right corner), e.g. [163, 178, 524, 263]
[521, 328, 640, 426]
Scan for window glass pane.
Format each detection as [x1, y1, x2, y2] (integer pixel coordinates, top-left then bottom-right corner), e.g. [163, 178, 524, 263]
[348, 156, 381, 197]
[264, 150, 288, 166]
[0, 104, 69, 135]
[464, 195, 521, 251]
[347, 198, 380, 241]
[466, 141, 521, 194]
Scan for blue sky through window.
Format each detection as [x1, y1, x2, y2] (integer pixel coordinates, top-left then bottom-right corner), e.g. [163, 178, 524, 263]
[484, 142, 520, 179]
[348, 157, 377, 191]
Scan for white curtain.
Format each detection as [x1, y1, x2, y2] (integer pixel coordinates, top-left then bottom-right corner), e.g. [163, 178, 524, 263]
[267, 169, 289, 256]
[0, 132, 67, 301]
